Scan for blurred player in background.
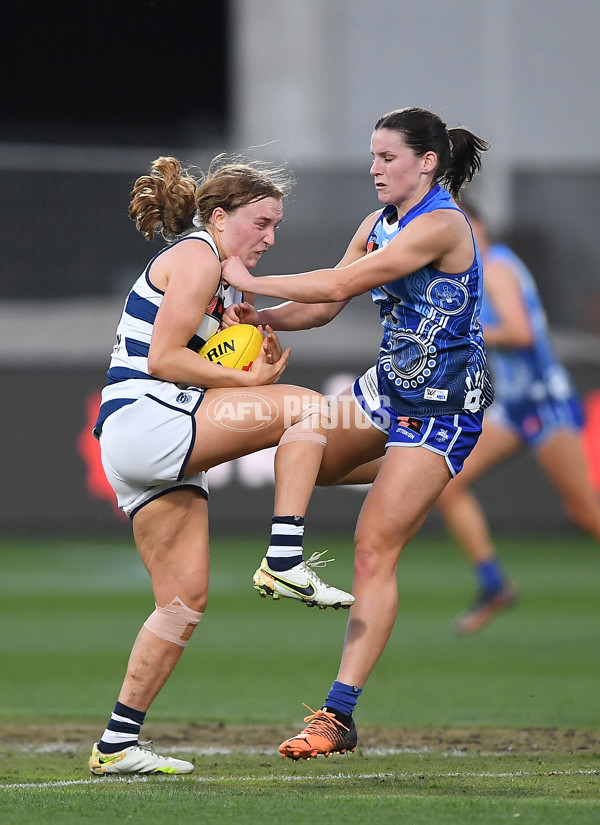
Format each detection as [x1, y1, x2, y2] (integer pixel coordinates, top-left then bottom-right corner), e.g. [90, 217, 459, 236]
[223, 107, 492, 760]
[435, 201, 600, 633]
[88, 154, 353, 776]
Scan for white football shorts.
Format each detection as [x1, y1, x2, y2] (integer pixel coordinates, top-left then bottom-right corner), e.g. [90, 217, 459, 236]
[99, 383, 208, 518]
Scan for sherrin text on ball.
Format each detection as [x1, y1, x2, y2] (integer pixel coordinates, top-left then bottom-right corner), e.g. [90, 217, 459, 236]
[198, 324, 263, 371]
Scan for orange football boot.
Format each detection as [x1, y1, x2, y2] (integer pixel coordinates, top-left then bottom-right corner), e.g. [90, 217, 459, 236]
[279, 705, 357, 760]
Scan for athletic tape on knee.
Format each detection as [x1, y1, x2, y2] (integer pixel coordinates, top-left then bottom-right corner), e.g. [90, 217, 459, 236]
[143, 596, 203, 647]
[278, 402, 329, 448]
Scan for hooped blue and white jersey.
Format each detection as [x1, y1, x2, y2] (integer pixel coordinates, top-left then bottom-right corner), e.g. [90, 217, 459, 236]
[480, 244, 576, 405]
[94, 230, 242, 436]
[367, 184, 494, 417]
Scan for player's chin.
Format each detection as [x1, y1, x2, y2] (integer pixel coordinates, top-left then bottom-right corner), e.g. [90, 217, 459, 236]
[244, 253, 262, 270]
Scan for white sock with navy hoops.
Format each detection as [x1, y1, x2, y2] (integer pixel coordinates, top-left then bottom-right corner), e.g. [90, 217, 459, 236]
[266, 516, 305, 571]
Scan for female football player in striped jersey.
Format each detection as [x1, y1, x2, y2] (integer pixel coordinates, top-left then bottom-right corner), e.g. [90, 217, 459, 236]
[222, 107, 491, 760]
[88, 154, 353, 776]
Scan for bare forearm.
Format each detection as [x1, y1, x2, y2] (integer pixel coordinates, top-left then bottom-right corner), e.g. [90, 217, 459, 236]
[222, 250, 390, 305]
[148, 346, 276, 388]
[250, 270, 350, 303]
[256, 300, 348, 331]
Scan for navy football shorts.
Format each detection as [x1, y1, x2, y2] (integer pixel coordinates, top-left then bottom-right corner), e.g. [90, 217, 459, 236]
[352, 367, 484, 476]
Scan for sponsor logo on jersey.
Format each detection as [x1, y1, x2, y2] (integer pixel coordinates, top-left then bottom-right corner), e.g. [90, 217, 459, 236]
[424, 387, 449, 402]
[205, 294, 225, 321]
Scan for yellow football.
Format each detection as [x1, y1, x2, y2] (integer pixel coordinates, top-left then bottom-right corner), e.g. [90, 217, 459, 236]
[198, 324, 263, 371]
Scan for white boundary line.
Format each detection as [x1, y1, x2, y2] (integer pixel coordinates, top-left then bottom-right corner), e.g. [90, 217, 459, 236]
[2, 768, 599, 791]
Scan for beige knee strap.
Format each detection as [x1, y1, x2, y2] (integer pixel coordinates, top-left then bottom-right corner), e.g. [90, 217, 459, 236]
[143, 596, 203, 647]
[279, 402, 329, 448]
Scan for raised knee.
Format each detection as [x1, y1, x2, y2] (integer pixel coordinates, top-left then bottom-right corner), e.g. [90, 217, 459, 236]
[279, 396, 330, 448]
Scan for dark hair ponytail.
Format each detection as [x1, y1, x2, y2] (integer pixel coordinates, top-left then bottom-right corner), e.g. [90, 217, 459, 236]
[443, 128, 489, 199]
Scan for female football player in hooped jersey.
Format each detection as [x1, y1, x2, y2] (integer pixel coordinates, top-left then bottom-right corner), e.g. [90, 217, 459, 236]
[222, 108, 494, 760]
[88, 155, 355, 777]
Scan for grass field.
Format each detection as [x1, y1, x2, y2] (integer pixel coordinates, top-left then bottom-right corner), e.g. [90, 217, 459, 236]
[0, 533, 598, 823]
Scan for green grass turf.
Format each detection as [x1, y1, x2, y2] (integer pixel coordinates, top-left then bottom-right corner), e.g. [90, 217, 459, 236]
[0, 533, 597, 728]
[1, 753, 599, 825]
[0, 533, 598, 823]
[0, 753, 600, 825]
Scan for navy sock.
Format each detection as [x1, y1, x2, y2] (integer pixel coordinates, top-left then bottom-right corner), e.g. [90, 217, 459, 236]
[266, 515, 304, 571]
[323, 680, 362, 719]
[98, 701, 146, 754]
[477, 559, 505, 593]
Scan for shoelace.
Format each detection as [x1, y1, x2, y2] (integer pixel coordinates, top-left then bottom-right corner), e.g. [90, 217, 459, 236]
[300, 704, 350, 736]
[299, 551, 339, 590]
[304, 550, 335, 569]
[134, 740, 156, 753]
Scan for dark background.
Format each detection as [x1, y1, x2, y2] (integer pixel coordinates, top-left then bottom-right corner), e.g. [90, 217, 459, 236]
[0, 1, 229, 146]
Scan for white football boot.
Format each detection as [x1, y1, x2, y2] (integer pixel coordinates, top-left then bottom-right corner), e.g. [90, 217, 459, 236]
[253, 551, 355, 609]
[89, 741, 194, 775]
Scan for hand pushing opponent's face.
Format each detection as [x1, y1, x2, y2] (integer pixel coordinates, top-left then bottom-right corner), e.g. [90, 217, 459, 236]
[212, 197, 283, 270]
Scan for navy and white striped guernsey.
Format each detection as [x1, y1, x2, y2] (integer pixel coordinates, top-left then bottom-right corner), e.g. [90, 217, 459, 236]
[93, 230, 242, 437]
